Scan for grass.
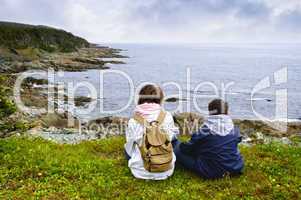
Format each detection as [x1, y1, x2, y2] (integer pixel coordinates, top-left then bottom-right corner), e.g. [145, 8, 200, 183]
[0, 136, 300, 200]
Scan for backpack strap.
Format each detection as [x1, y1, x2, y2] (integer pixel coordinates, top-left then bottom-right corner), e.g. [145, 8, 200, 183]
[133, 113, 150, 127]
[133, 110, 166, 126]
[156, 110, 166, 126]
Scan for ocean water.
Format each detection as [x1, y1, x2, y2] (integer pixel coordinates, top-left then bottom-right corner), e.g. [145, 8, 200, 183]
[49, 43, 301, 121]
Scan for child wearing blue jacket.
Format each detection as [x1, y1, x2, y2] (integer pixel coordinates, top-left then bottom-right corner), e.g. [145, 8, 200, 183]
[173, 99, 244, 179]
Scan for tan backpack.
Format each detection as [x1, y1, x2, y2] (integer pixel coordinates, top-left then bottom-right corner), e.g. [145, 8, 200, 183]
[134, 111, 173, 172]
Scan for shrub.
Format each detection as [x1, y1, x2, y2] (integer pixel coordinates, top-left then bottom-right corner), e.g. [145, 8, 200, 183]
[0, 21, 90, 52]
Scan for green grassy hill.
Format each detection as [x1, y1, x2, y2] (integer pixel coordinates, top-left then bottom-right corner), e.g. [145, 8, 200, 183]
[0, 21, 89, 52]
[0, 136, 300, 199]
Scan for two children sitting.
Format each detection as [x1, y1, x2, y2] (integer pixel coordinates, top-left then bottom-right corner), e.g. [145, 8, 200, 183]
[124, 84, 244, 180]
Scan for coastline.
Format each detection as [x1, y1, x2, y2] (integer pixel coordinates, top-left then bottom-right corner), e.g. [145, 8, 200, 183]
[0, 28, 300, 146]
[0, 46, 126, 73]
[25, 111, 301, 145]
[1, 44, 300, 147]
[0, 43, 127, 138]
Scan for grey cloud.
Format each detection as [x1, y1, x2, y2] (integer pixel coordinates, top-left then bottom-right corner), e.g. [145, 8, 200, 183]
[0, 0, 67, 27]
[0, 0, 301, 43]
[235, 1, 270, 19]
[130, 0, 271, 27]
[276, 9, 301, 31]
[129, 0, 236, 28]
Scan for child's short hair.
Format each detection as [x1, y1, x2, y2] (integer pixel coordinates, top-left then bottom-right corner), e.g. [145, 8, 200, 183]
[208, 99, 229, 115]
[138, 84, 164, 105]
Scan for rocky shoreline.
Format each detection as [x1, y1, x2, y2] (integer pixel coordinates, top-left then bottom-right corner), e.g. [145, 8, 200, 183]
[0, 42, 127, 138]
[24, 112, 301, 146]
[0, 22, 128, 73]
[1, 73, 301, 146]
[0, 46, 127, 73]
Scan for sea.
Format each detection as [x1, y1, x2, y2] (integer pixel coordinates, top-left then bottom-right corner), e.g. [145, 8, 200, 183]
[45, 43, 301, 121]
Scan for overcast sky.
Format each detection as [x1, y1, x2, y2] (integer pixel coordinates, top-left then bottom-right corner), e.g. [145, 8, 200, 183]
[1, 0, 301, 43]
